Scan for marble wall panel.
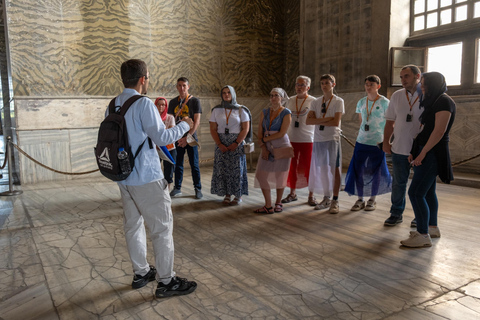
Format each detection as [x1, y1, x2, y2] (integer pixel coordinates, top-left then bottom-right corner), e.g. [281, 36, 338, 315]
[6, 0, 296, 98]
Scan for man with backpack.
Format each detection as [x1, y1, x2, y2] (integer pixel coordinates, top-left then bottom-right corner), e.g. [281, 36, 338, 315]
[106, 59, 197, 298]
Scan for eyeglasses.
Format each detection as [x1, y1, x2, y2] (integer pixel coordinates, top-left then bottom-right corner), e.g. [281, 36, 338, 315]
[270, 94, 280, 98]
[143, 75, 149, 80]
[321, 103, 327, 113]
[295, 83, 307, 87]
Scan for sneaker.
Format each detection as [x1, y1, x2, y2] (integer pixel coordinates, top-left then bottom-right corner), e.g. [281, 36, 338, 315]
[384, 215, 403, 226]
[314, 196, 331, 210]
[410, 218, 417, 228]
[329, 200, 339, 214]
[155, 276, 197, 298]
[132, 266, 157, 289]
[364, 199, 376, 211]
[400, 231, 432, 248]
[195, 188, 203, 199]
[429, 226, 441, 238]
[170, 188, 182, 197]
[351, 199, 365, 211]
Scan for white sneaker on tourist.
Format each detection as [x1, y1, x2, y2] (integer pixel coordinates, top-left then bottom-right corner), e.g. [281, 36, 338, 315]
[314, 196, 331, 210]
[329, 200, 339, 214]
[400, 231, 432, 248]
[429, 226, 441, 238]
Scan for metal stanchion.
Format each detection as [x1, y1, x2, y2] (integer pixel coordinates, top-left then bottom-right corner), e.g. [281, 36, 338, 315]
[0, 136, 23, 196]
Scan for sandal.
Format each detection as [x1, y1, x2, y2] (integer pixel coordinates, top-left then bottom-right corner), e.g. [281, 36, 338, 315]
[274, 203, 283, 212]
[351, 199, 365, 211]
[223, 195, 231, 204]
[308, 196, 317, 206]
[254, 206, 274, 214]
[230, 197, 242, 205]
[281, 193, 297, 203]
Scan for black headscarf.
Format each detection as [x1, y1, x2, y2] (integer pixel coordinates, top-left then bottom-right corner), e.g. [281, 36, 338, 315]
[419, 72, 447, 124]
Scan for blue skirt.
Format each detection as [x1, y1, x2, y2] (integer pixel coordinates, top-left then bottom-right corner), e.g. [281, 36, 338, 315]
[345, 142, 392, 197]
[211, 133, 248, 198]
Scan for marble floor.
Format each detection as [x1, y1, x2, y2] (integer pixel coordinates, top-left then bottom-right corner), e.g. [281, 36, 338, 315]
[1, 167, 480, 320]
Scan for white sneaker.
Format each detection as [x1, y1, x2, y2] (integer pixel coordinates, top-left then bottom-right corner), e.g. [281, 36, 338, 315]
[314, 196, 331, 210]
[429, 226, 441, 238]
[400, 231, 432, 247]
[329, 200, 339, 214]
[364, 199, 376, 211]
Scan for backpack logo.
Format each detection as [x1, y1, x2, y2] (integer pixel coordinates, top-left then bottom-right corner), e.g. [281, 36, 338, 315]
[98, 147, 113, 170]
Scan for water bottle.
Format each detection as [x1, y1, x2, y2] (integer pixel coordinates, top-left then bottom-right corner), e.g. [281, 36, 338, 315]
[118, 147, 131, 175]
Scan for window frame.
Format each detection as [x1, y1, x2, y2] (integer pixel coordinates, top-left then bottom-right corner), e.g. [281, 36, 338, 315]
[397, 3, 480, 94]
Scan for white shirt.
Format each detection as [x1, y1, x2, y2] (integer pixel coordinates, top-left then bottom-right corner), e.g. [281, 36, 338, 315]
[311, 95, 345, 142]
[286, 95, 316, 142]
[209, 107, 248, 134]
[385, 88, 422, 155]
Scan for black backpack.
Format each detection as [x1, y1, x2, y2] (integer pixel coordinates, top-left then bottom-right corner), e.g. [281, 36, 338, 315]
[94, 95, 149, 181]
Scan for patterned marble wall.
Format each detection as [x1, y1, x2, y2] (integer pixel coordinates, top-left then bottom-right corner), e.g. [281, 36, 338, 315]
[301, 0, 390, 96]
[5, 0, 294, 97]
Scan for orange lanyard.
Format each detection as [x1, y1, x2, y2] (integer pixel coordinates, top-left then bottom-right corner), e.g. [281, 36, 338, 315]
[224, 108, 233, 125]
[322, 95, 333, 118]
[268, 107, 282, 130]
[405, 90, 419, 112]
[175, 94, 190, 119]
[366, 94, 379, 122]
[295, 95, 308, 118]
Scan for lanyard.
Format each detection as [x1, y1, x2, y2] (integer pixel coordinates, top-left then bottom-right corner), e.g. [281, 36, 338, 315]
[405, 90, 419, 112]
[224, 108, 233, 125]
[295, 95, 308, 118]
[322, 95, 333, 118]
[366, 94, 379, 122]
[175, 94, 191, 119]
[268, 107, 282, 130]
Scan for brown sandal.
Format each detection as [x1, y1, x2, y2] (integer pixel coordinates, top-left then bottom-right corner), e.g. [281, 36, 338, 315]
[254, 206, 274, 214]
[308, 196, 317, 206]
[274, 203, 283, 212]
[281, 194, 297, 203]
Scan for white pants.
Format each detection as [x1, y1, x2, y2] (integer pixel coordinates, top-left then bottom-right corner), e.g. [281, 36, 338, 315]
[119, 179, 175, 283]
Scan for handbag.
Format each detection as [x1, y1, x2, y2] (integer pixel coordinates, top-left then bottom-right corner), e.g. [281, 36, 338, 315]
[272, 145, 294, 159]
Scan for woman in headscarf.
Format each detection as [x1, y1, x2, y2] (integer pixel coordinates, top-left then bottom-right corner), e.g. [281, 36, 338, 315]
[401, 72, 456, 248]
[209, 85, 250, 205]
[254, 88, 292, 214]
[155, 97, 176, 190]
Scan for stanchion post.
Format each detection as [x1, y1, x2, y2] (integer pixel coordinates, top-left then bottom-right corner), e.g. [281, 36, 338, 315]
[0, 136, 23, 196]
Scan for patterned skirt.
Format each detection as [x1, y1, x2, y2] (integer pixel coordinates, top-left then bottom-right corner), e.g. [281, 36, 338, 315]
[211, 133, 248, 198]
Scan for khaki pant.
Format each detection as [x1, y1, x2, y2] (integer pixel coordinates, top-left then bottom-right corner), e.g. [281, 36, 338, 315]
[119, 179, 175, 282]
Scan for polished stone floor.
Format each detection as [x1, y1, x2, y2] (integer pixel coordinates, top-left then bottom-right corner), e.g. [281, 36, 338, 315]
[1, 167, 480, 320]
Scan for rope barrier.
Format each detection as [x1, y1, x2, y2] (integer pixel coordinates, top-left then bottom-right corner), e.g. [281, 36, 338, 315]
[4, 134, 478, 176]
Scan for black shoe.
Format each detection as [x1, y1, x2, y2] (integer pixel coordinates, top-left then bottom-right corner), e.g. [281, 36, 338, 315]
[155, 276, 197, 298]
[132, 266, 156, 289]
[384, 215, 403, 226]
[410, 218, 417, 228]
[195, 188, 203, 199]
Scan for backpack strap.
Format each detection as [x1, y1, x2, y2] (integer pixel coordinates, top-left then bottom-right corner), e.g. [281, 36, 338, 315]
[119, 95, 145, 116]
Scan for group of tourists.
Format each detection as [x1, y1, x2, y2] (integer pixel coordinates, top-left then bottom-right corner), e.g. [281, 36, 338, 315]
[108, 59, 456, 301]
[171, 65, 455, 250]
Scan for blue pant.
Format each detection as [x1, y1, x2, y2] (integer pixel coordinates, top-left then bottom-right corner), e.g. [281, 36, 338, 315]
[408, 150, 438, 234]
[174, 144, 202, 190]
[390, 153, 411, 216]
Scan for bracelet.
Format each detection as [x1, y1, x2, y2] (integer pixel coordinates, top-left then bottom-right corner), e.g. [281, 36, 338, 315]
[233, 141, 238, 145]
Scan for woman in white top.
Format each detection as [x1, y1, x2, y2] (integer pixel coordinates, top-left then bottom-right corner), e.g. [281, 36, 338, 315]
[209, 85, 250, 205]
[155, 97, 176, 189]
